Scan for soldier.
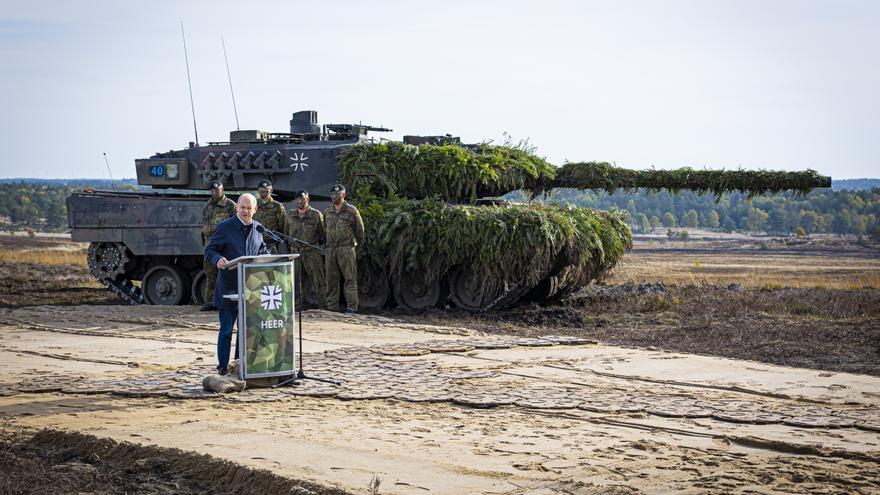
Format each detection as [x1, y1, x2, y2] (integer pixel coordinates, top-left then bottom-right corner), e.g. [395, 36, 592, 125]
[324, 184, 364, 313]
[285, 190, 326, 309]
[253, 179, 287, 253]
[201, 181, 236, 311]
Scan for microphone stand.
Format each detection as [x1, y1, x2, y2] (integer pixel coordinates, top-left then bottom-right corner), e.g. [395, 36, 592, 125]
[260, 227, 339, 388]
[260, 228, 324, 254]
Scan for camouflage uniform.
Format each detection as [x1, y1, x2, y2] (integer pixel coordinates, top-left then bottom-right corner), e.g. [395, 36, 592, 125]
[323, 201, 364, 311]
[254, 197, 287, 253]
[201, 196, 236, 306]
[286, 207, 326, 308]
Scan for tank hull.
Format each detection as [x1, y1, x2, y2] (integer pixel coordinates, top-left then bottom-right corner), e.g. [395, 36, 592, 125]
[68, 190, 621, 311]
[68, 191, 206, 305]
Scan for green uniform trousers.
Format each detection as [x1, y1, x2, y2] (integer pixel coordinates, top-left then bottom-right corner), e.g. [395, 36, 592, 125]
[324, 246, 358, 311]
[297, 249, 326, 308]
[204, 259, 218, 306]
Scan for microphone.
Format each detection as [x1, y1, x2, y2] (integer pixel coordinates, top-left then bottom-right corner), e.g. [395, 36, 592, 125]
[256, 225, 325, 254]
[255, 224, 284, 243]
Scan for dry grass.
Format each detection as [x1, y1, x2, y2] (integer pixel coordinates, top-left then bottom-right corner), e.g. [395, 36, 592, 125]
[608, 251, 880, 289]
[0, 238, 110, 307]
[402, 285, 880, 375]
[0, 245, 89, 268]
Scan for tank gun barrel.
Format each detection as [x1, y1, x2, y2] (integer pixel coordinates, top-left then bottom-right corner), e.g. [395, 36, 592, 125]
[542, 162, 832, 199]
[339, 142, 832, 203]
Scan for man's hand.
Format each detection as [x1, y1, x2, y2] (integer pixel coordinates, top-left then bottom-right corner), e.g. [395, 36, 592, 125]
[217, 257, 228, 269]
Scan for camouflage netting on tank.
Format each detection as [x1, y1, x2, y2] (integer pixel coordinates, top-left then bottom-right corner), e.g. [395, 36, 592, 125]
[339, 142, 827, 307]
[338, 141, 555, 203]
[543, 161, 832, 199]
[339, 143, 831, 202]
[357, 198, 632, 302]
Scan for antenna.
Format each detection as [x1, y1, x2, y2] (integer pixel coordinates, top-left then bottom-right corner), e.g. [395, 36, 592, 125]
[221, 36, 240, 131]
[103, 152, 114, 182]
[180, 21, 199, 145]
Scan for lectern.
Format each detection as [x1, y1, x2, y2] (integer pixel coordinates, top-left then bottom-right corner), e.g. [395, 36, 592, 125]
[224, 254, 299, 381]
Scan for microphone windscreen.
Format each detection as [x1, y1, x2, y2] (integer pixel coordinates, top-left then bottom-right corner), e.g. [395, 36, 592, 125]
[256, 225, 266, 233]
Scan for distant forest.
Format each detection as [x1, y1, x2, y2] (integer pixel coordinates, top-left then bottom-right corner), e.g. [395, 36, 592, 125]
[537, 187, 880, 237]
[1, 179, 879, 238]
[0, 180, 140, 231]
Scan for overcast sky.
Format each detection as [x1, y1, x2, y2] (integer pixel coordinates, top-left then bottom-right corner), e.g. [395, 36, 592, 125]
[1, 0, 877, 179]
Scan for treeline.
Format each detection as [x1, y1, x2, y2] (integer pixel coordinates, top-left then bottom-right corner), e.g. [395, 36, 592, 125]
[2, 180, 880, 238]
[538, 188, 880, 237]
[0, 181, 139, 231]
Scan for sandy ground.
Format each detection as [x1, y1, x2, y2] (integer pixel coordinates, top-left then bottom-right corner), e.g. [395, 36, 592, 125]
[1, 305, 878, 494]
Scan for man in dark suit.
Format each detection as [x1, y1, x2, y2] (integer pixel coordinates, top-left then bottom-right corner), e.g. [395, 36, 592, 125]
[204, 193, 269, 375]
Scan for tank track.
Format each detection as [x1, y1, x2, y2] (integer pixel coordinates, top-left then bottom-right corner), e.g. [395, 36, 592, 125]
[87, 242, 144, 305]
[481, 281, 532, 312]
[98, 277, 145, 305]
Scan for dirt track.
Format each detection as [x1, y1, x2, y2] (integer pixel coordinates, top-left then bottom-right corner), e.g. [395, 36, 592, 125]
[1, 305, 879, 494]
[396, 284, 880, 376]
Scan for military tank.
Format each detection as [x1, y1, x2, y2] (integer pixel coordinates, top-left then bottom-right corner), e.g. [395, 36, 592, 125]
[68, 110, 831, 311]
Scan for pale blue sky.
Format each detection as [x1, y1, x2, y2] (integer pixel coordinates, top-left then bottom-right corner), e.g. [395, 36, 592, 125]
[1, 0, 877, 179]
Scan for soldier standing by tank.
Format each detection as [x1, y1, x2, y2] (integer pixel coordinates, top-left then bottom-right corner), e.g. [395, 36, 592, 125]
[201, 181, 236, 311]
[253, 180, 287, 254]
[324, 184, 364, 313]
[285, 190, 326, 309]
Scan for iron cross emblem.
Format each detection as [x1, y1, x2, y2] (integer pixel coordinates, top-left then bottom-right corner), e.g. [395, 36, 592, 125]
[289, 152, 309, 171]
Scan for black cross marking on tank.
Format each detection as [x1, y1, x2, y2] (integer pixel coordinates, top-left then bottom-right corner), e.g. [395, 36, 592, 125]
[289, 152, 309, 172]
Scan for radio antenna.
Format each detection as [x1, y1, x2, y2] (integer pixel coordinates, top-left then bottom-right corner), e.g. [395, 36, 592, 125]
[103, 152, 114, 182]
[221, 36, 240, 130]
[180, 21, 199, 145]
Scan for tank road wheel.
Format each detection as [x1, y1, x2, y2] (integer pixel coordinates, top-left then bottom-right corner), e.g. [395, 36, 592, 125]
[448, 265, 492, 311]
[191, 270, 206, 306]
[143, 265, 190, 305]
[448, 265, 526, 312]
[396, 270, 445, 310]
[357, 262, 389, 310]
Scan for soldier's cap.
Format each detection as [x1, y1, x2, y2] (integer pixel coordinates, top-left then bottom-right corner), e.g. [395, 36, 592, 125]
[294, 190, 309, 199]
[258, 180, 272, 189]
[330, 184, 346, 193]
[210, 181, 223, 190]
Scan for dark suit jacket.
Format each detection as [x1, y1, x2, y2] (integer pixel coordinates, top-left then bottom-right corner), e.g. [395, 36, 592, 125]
[204, 215, 269, 308]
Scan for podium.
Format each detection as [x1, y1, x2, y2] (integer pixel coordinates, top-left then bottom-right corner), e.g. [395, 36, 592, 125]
[224, 254, 299, 380]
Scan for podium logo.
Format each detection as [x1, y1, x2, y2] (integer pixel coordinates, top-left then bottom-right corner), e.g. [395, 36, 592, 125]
[260, 285, 283, 310]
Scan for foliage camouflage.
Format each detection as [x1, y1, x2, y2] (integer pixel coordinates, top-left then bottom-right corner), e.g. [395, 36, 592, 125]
[338, 141, 555, 203]
[243, 265, 295, 375]
[356, 197, 632, 304]
[338, 143, 831, 202]
[336, 141, 829, 307]
[544, 162, 831, 199]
